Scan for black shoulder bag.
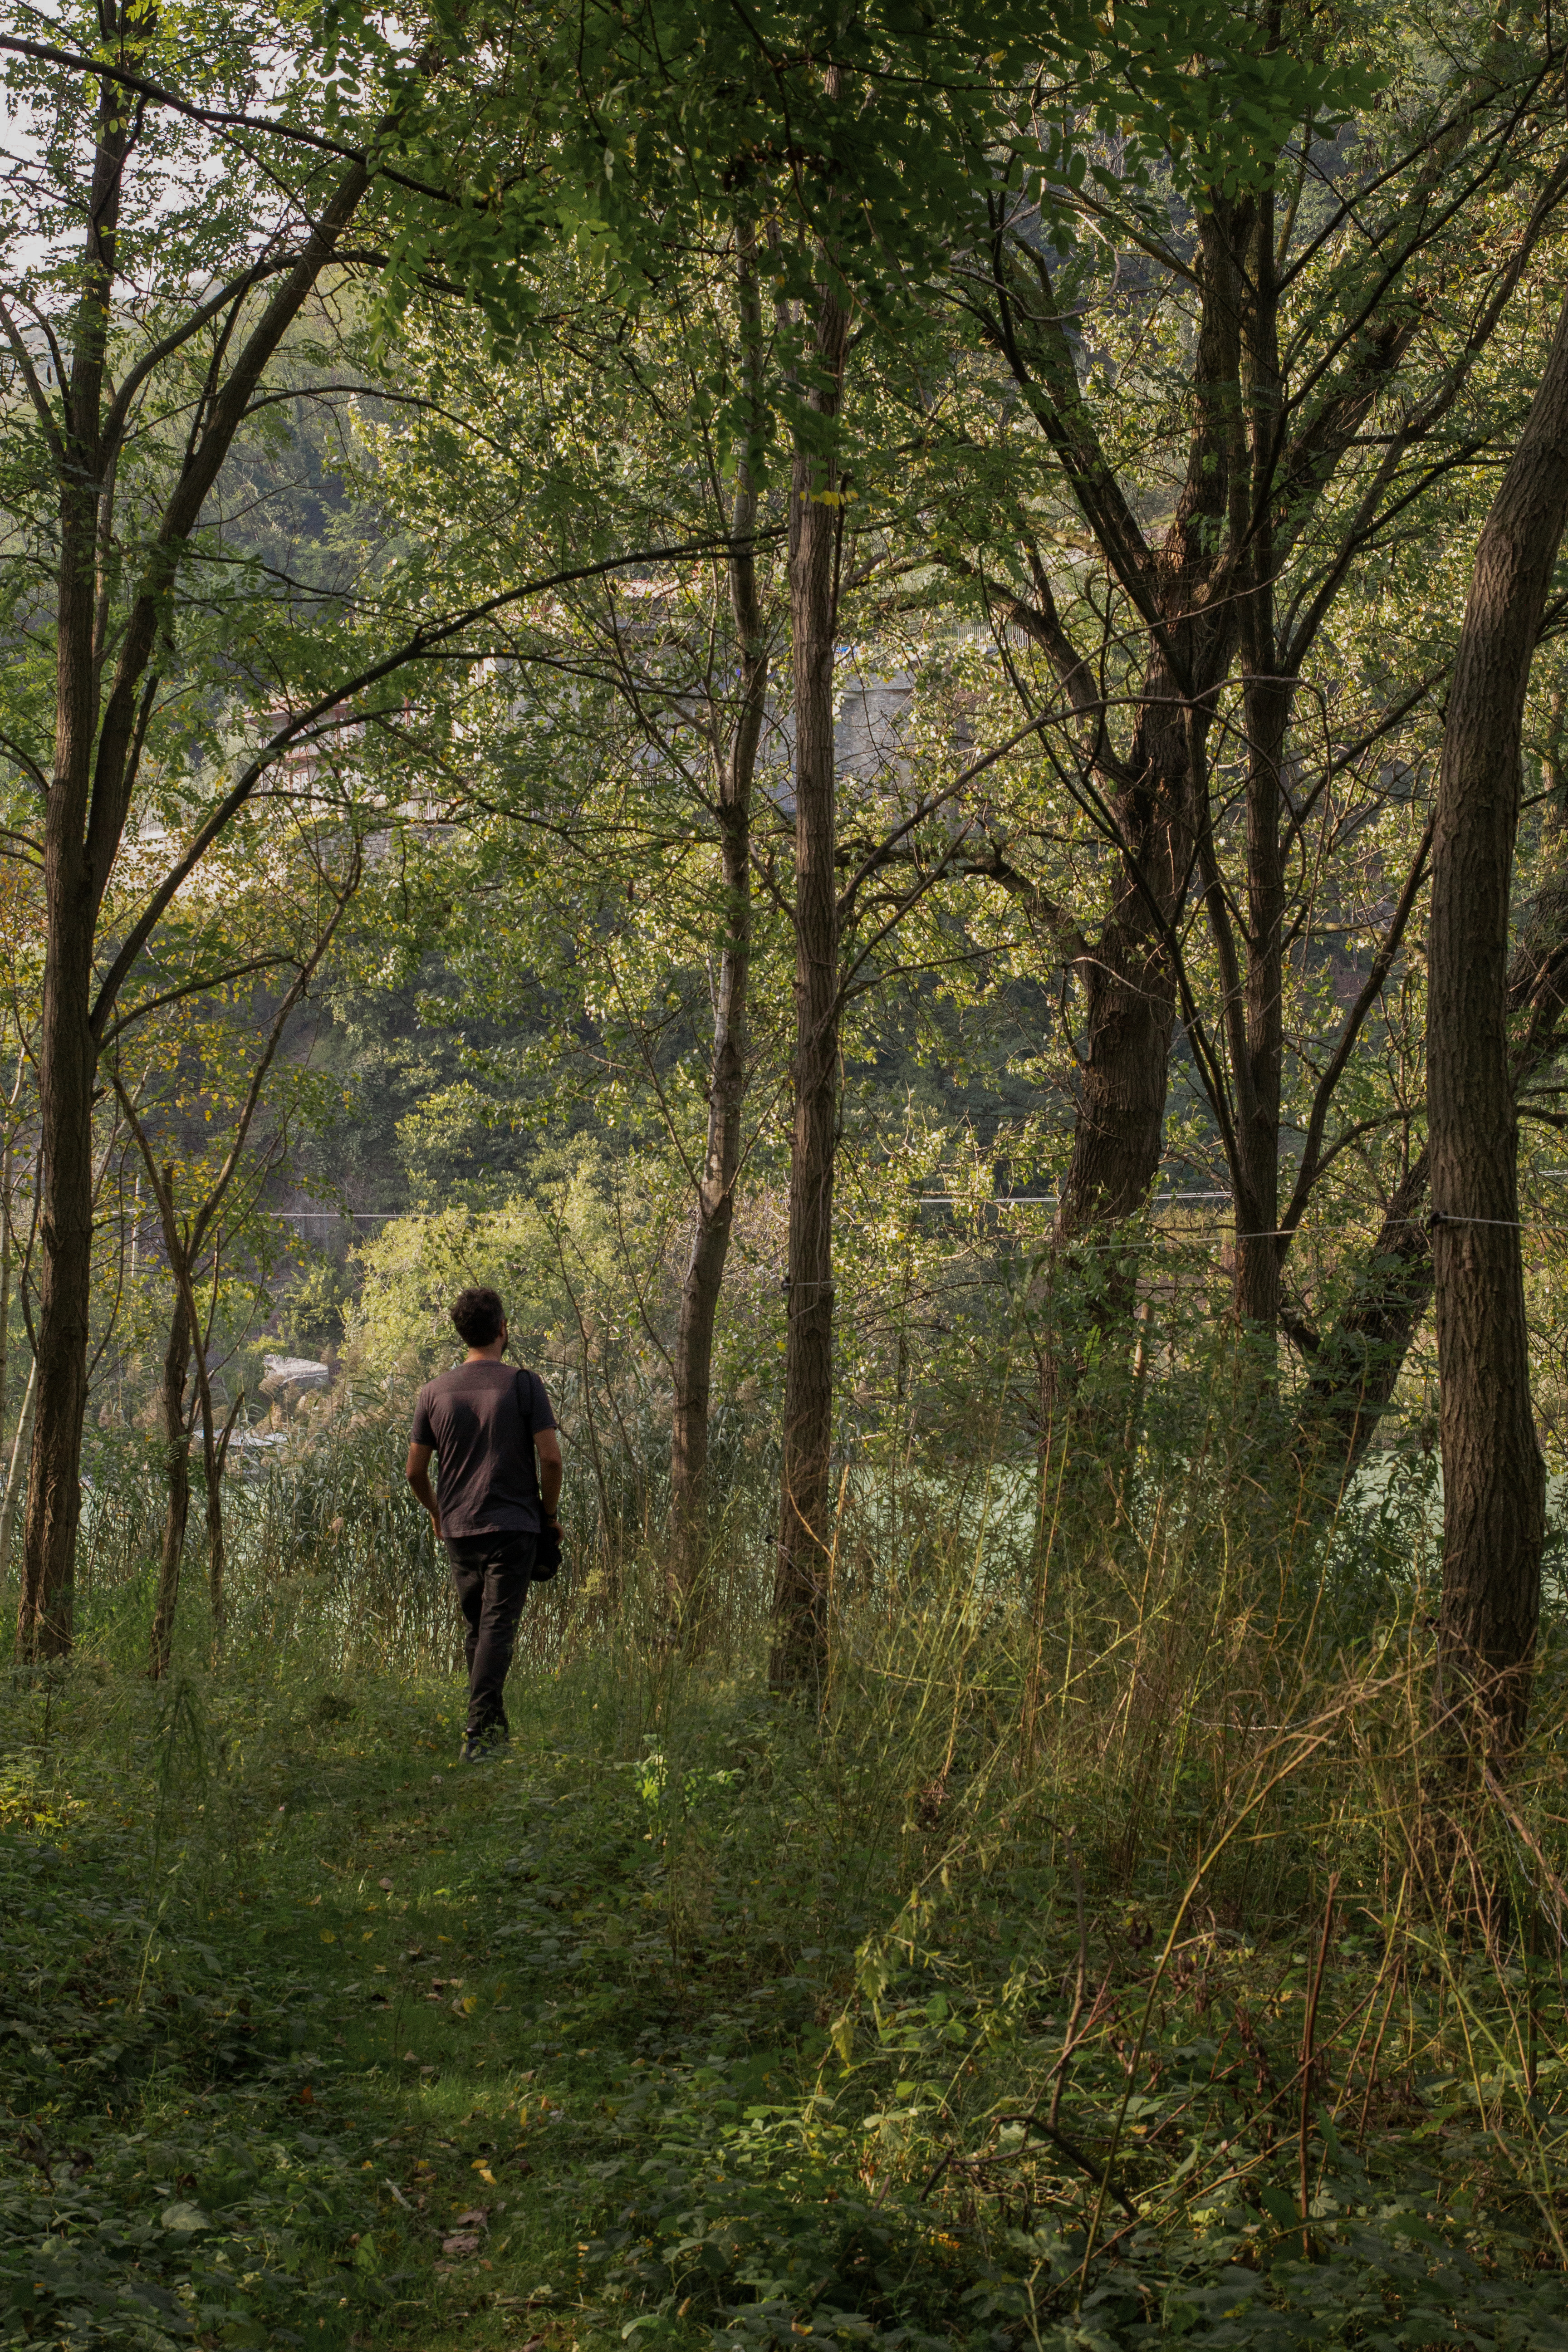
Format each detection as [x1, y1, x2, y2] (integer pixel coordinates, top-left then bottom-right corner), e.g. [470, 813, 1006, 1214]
[515, 1366, 563, 1580]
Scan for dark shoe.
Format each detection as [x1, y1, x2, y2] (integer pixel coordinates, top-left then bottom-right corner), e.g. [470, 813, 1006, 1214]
[459, 1732, 508, 1764]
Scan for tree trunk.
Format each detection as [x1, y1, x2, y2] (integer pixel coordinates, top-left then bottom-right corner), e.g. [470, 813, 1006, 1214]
[1012, 206, 1249, 1253]
[15, 74, 122, 1662]
[1290, 847, 1568, 1480]
[0, 1354, 37, 1596]
[1427, 289, 1568, 1761]
[1039, 664, 1219, 1451]
[0, 1136, 11, 1447]
[1230, 672, 1290, 1333]
[1294, 1150, 1433, 1478]
[1230, 188, 1289, 1338]
[199, 1374, 243, 1663]
[669, 248, 769, 1639]
[1019, 208, 1247, 1458]
[149, 1293, 192, 1681]
[1052, 681, 1193, 1242]
[17, 102, 370, 1659]
[771, 276, 850, 1696]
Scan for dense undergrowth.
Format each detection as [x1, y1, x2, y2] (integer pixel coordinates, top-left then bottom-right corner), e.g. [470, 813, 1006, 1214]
[7, 1437, 1568, 2351]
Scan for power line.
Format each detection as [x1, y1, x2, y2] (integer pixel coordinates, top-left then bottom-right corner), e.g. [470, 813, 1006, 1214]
[264, 1210, 396, 1223]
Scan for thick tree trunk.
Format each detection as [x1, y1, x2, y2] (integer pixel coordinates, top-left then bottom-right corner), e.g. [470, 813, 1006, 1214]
[1039, 207, 1250, 1250]
[771, 279, 850, 1696]
[1053, 683, 1192, 1242]
[1040, 664, 1219, 1449]
[669, 257, 768, 1636]
[1034, 211, 1248, 1457]
[1427, 290, 1568, 1760]
[149, 1294, 192, 1681]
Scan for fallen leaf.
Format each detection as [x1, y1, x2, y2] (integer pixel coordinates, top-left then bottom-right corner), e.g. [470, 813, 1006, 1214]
[298, 2086, 314, 2105]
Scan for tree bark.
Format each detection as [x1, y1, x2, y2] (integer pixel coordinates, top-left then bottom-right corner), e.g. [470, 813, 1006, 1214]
[975, 207, 1251, 1242]
[1427, 289, 1568, 1760]
[1294, 1150, 1433, 1477]
[771, 274, 850, 1696]
[15, 63, 131, 1663]
[1230, 675, 1291, 1331]
[149, 1288, 192, 1681]
[0, 1354, 37, 1596]
[0, 1135, 12, 1448]
[1291, 846, 1568, 1477]
[1229, 188, 1289, 1337]
[1006, 207, 1247, 1444]
[669, 246, 769, 1638]
[199, 1374, 243, 1662]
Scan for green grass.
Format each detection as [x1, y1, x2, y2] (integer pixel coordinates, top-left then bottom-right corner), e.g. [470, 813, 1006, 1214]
[8, 1608, 1568, 2352]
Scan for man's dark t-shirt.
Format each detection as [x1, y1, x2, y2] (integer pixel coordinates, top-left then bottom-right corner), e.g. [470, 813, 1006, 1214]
[410, 1362, 556, 1538]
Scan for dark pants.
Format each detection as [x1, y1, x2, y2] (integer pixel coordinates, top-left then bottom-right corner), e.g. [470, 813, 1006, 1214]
[446, 1532, 536, 1739]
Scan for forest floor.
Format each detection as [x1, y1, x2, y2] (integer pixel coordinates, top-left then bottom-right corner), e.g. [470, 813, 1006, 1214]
[3, 1640, 1568, 2352]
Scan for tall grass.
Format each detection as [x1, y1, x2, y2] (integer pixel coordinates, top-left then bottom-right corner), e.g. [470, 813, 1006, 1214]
[16, 1326, 1568, 2345]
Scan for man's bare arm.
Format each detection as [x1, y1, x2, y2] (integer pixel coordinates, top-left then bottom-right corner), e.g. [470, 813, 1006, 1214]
[406, 1441, 440, 1539]
[536, 1426, 563, 1523]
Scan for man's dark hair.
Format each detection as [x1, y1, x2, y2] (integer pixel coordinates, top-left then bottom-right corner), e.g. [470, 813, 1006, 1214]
[451, 1287, 506, 1348]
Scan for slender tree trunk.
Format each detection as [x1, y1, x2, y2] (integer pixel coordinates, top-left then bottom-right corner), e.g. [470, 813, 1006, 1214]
[1231, 187, 1289, 1338]
[771, 275, 850, 1696]
[149, 1291, 192, 1681]
[18, 95, 370, 1660]
[669, 250, 769, 1637]
[19, 49, 158, 1662]
[17, 147, 116, 1661]
[1428, 289, 1568, 1761]
[1292, 850, 1568, 1479]
[0, 1136, 11, 1449]
[199, 1373, 243, 1662]
[1294, 1151, 1432, 1476]
[1230, 678, 1291, 1333]
[0, 1354, 37, 1594]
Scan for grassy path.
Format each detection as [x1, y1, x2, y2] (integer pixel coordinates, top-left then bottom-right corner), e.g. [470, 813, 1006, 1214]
[7, 1654, 1568, 2352]
[0, 1662, 873, 2352]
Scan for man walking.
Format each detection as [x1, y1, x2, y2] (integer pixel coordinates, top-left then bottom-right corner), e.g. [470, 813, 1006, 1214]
[406, 1286, 563, 1762]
